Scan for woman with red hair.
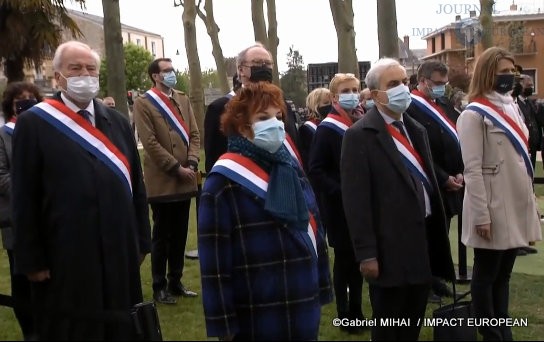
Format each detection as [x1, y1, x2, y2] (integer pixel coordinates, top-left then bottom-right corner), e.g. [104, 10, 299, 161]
[198, 82, 332, 341]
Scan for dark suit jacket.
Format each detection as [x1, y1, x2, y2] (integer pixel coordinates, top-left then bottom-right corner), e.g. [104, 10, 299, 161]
[204, 95, 231, 173]
[341, 107, 455, 287]
[517, 96, 542, 153]
[12, 94, 151, 339]
[406, 96, 464, 217]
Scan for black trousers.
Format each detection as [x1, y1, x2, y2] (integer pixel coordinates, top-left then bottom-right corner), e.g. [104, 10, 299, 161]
[369, 283, 430, 341]
[471, 248, 518, 341]
[7, 250, 36, 340]
[333, 247, 364, 319]
[150, 200, 191, 292]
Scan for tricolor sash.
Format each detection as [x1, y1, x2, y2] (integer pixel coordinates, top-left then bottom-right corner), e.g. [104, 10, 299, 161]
[283, 134, 303, 169]
[303, 120, 318, 132]
[386, 124, 433, 195]
[210, 153, 318, 255]
[466, 98, 533, 179]
[320, 114, 352, 136]
[411, 90, 460, 146]
[3, 118, 16, 136]
[145, 88, 190, 147]
[28, 99, 133, 195]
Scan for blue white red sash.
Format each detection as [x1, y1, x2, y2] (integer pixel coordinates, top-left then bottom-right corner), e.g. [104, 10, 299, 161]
[210, 153, 317, 255]
[145, 88, 190, 147]
[303, 120, 318, 132]
[386, 124, 433, 195]
[28, 99, 133, 194]
[320, 114, 352, 136]
[3, 118, 15, 136]
[411, 90, 460, 146]
[466, 98, 533, 179]
[283, 134, 303, 169]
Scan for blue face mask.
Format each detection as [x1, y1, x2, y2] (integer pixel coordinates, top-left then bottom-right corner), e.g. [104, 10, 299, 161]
[383, 84, 412, 114]
[429, 84, 446, 99]
[161, 71, 177, 89]
[252, 117, 286, 153]
[338, 93, 359, 110]
[365, 99, 375, 109]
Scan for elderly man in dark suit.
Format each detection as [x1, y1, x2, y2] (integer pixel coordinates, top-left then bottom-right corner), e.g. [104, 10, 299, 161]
[11, 41, 151, 340]
[341, 58, 455, 341]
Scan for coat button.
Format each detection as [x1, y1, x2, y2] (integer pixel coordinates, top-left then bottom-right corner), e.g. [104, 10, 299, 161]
[173, 144, 176, 148]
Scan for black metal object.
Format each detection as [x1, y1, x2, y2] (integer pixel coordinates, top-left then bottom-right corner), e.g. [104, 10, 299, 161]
[456, 212, 472, 284]
[185, 171, 204, 260]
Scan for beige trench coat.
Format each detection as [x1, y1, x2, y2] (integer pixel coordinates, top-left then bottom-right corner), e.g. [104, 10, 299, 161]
[133, 89, 200, 201]
[457, 92, 542, 250]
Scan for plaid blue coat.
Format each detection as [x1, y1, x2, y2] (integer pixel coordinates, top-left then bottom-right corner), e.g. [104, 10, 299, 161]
[198, 159, 333, 340]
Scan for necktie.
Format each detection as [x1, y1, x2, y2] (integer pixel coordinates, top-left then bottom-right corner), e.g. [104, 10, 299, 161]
[391, 120, 408, 140]
[77, 109, 92, 125]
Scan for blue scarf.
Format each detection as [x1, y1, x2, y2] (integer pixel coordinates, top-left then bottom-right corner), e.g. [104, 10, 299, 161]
[228, 135, 309, 232]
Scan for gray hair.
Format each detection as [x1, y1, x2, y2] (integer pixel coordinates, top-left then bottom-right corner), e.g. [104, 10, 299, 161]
[236, 42, 272, 67]
[52, 41, 101, 71]
[365, 58, 403, 90]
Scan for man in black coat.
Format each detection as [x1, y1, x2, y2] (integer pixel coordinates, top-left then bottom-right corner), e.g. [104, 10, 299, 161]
[203, 42, 299, 173]
[406, 60, 464, 296]
[341, 58, 455, 341]
[11, 41, 151, 340]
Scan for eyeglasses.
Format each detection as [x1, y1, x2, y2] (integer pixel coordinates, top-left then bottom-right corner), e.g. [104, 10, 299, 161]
[240, 60, 274, 68]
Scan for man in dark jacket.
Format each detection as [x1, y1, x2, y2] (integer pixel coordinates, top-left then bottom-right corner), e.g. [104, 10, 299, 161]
[341, 58, 455, 341]
[406, 60, 464, 297]
[12, 41, 151, 340]
[203, 42, 299, 173]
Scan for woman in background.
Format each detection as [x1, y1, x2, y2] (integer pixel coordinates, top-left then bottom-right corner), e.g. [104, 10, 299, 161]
[1, 81, 42, 341]
[458, 47, 542, 341]
[299, 87, 331, 173]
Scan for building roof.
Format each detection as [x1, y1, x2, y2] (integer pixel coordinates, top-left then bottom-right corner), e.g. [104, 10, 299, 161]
[398, 38, 424, 63]
[421, 48, 466, 60]
[67, 9, 163, 38]
[422, 12, 544, 40]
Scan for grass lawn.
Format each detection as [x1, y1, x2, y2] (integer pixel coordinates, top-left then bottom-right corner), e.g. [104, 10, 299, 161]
[0, 151, 543, 340]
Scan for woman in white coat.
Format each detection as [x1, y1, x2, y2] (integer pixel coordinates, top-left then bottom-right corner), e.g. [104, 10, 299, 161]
[457, 47, 542, 341]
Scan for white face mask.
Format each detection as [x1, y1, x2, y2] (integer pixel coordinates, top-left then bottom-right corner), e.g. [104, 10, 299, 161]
[60, 74, 100, 103]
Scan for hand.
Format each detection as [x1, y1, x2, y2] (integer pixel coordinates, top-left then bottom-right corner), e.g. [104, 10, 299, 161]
[455, 173, 464, 185]
[475, 223, 492, 241]
[445, 175, 463, 191]
[177, 166, 196, 182]
[27, 270, 50, 282]
[360, 259, 379, 280]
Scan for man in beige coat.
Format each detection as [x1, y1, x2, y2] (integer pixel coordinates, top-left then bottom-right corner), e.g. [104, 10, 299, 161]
[134, 58, 200, 304]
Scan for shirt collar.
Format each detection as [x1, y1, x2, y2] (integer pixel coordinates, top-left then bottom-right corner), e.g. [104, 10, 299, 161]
[378, 108, 404, 125]
[61, 92, 94, 117]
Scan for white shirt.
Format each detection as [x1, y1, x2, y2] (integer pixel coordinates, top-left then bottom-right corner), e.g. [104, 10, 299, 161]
[61, 93, 96, 126]
[378, 110, 432, 217]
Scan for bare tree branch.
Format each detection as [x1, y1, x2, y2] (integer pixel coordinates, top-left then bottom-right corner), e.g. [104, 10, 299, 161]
[173, 0, 184, 7]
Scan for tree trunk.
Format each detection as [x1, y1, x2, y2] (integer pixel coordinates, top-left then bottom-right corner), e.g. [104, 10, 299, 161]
[182, 0, 205, 142]
[251, 0, 268, 46]
[102, 0, 129, 119]
[479, 0, 495, 50]
[4, 57, 25, 83]
[377, 0, 399, 59]
[196, 0, 229, 94]
[266, 0, 280, 86]
[329, 0, 359, 75]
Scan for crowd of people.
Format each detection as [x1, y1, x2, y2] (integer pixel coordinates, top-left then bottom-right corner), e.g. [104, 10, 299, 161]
[0, 39, 542, 342]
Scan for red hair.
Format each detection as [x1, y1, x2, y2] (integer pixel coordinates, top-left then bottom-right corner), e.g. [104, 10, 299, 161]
[221, 82, 287, 139]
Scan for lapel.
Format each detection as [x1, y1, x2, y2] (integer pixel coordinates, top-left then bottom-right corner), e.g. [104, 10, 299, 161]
[365, 108, 419, 195]
[93, 100, 113, 139]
